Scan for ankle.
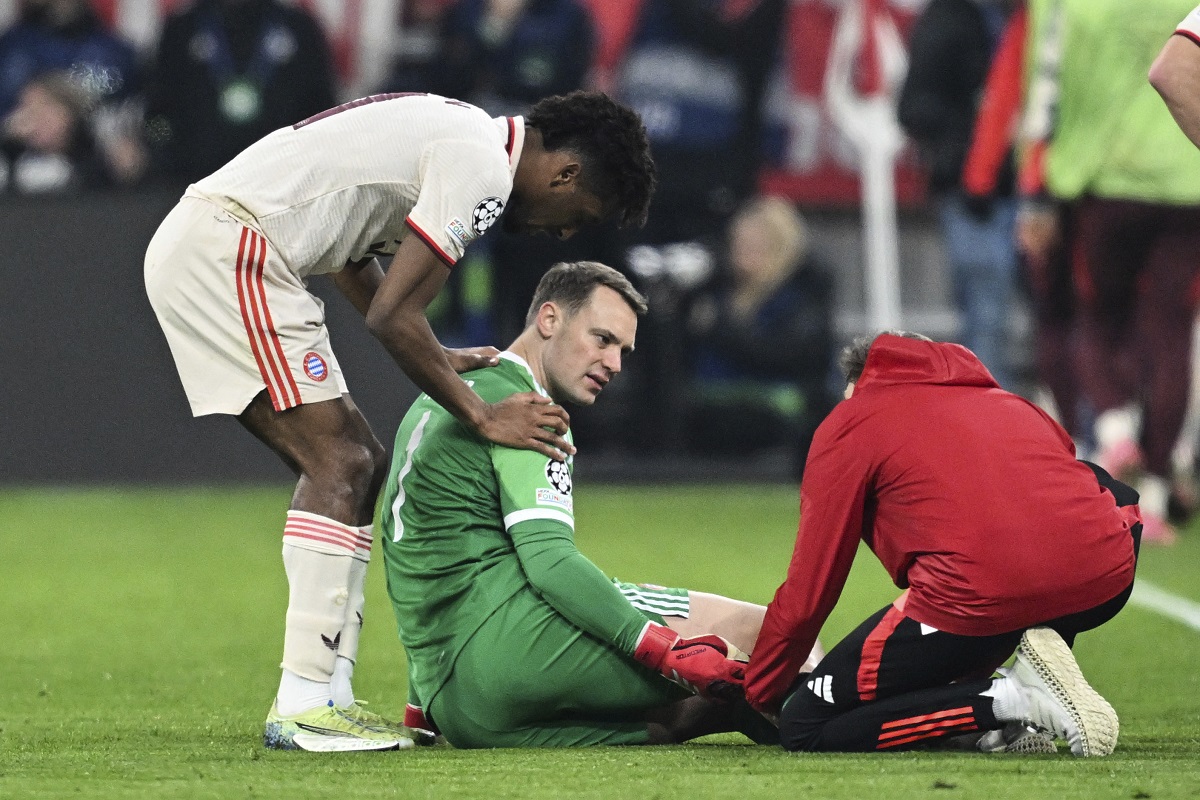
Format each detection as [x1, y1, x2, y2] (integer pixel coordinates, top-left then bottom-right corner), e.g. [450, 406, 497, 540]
[276, 669, 333, 716]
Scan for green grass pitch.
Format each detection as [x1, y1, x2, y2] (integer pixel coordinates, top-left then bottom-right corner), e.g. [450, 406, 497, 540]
[2, 484, 1198, 799]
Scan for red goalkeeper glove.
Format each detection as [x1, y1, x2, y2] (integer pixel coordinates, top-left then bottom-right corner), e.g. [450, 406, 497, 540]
[633, 621, 746, 699]
[404, 704, 439, 735]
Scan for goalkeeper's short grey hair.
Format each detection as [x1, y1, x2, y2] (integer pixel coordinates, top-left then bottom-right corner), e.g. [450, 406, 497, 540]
[525, 261, 648, 326]
[839, 330, 933, 384]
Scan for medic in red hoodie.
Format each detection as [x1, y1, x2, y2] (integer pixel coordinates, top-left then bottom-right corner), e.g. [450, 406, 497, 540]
[746, 333, 1138, 754]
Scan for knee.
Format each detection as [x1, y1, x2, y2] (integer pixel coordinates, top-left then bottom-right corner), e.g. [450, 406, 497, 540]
[365, 438, 389, 492]
[304, 438, 384, 502]
[776, 691, 827, 752]
[343, 439, 388, 498]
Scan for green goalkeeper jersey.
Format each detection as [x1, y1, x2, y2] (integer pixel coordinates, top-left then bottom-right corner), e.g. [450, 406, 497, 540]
[379, 353, 651, 710]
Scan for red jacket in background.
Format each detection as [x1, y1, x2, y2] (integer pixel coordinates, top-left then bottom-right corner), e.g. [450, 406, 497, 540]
[745, 335, 1138, 712]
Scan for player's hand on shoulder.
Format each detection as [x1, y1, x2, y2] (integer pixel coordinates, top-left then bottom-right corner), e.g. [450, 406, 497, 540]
[444, 345, 501, 373]
[479, 392, 575, 461]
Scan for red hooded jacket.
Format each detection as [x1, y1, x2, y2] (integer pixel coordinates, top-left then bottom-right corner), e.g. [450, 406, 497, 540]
[745, 335, 1138, 712]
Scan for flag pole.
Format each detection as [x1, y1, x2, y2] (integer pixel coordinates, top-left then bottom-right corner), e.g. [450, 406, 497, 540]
[824, 0, 907, 333]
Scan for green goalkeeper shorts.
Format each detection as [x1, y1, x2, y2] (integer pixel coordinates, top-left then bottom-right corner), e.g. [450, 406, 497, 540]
[427, 582, 689, 748]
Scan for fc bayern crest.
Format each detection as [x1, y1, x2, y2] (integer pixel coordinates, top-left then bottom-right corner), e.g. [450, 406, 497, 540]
[303, 352, 329, 382]
[545, 459, 572, 494]
[472, 197, 505, 235]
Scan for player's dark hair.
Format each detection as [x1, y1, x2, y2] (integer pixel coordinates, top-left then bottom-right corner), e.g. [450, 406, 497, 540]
[839, 330, 934, 384]
[525, 261, 648, 326]
[527, 91, 656, 228]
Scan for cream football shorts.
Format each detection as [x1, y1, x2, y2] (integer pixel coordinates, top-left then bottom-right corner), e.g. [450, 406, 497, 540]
[145, 196, 347, 416]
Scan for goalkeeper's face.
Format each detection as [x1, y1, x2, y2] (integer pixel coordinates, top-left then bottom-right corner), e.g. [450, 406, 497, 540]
[541, 286, 637, 406]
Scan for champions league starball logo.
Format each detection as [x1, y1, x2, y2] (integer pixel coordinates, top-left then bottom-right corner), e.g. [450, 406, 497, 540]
[544, 460, 572, 495]
[472, 197, 504, 235]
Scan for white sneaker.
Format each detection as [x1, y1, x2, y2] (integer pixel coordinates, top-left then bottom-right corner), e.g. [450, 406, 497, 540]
[1011, 628, 1119, 757]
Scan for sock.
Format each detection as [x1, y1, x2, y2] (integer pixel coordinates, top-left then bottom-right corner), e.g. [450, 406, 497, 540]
[1095, 404, 1140, 450]
[276, 669, 333, 717]
[982, 674, 1028, 723]
[278, 510, 356, 710]
[1136, 473, 1170, 518]
[331, 657, 355, 708]
[331, 524, 373, 708]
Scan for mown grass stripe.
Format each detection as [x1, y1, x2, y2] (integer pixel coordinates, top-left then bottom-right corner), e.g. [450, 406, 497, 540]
[1130, 579, 1200, 632]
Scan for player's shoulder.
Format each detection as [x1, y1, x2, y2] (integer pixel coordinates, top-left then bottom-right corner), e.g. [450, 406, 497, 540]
[409, 94, 495, 132]
[461, 358, 536, 405]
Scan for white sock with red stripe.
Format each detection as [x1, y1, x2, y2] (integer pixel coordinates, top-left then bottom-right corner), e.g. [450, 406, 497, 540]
[276, 510, 357, 715]
[331, 525, 373, 708]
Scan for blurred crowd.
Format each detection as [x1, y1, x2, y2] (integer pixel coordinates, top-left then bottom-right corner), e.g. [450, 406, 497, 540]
[4, 0, 1200, 540]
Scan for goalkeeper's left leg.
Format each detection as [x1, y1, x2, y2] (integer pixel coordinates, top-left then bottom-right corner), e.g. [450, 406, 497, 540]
[617, 582, 825, 673]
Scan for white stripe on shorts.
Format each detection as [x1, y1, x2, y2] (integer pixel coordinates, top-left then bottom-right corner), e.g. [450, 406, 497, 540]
[235, 226, 301, 410]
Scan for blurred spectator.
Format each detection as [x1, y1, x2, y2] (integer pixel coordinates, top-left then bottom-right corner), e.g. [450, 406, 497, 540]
[683, 196, 835, 477]
[613, 0, 787, 452]
[0, 0, 140, 120]
[616, 0, 786, 245]
[146, 0, 337, 184]
[433, 0, 595, 117]
[2, 69, 97, 192]
[1017, 0, 1200, 542]
[2, 68, 144, 192]
[898, 0, 1021, 389]
[383, 0, 455, 94]
[0, 0, 146, 189]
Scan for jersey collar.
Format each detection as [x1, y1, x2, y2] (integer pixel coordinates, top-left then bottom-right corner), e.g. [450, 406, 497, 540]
[499, 350, 549, 398]
[497, 115, 525, 178]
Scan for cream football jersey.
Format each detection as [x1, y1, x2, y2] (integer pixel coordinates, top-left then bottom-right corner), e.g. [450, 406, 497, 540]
[187, 93, 523, 278]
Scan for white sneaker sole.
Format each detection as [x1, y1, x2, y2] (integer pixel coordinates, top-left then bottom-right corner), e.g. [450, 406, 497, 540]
[1015, 627, 1119, 757]
[290, 733, 414, 752]
[1002, 730, 1058, 755]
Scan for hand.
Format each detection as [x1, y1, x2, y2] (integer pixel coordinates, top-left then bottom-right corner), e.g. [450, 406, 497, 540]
[1015, 203, 1061, 274]
[444, 345, 501, 373]
[633, 621, 747, 700]
[404, 704, 439, 735]
[477, 392, 575, 460]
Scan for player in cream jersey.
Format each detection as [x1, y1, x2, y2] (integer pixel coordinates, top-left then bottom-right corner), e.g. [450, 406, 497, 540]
[144, 91, 656, 752]
[187, 93, 521, 277]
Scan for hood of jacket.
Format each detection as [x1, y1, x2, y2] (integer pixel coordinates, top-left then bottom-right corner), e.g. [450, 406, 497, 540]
[853, 334, 999, 394]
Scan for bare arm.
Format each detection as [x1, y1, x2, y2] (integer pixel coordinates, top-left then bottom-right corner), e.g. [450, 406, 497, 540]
[1150, 34, 1200, 150]
[365, 233, 574, 459]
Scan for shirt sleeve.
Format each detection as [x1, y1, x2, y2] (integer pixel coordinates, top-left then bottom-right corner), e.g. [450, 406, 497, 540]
[491, 443, 649, 655]
[1178, 5, 1200, 41]
[744, 409, 872, 712]
[406, 139, 512, 267]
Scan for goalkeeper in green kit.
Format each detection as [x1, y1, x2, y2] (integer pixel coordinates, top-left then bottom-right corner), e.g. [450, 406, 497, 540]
[380, 261, 820, 747]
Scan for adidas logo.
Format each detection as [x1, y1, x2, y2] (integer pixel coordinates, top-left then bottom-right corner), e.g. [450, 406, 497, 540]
[321, 631, 342, 651]
[807, 674, 834, 703]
